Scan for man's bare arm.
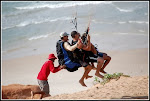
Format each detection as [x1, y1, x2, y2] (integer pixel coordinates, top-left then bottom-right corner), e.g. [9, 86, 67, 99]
[82, 34, 91, 51]
[64, 42, 78, 51]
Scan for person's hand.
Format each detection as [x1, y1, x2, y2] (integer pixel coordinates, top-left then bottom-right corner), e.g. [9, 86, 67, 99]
[60, 65, 66, 69]
[78, 38, 82, 43]
[87, 34, 90, 41]
[87, 27, 90, 32]
[77, 39, 83, 49]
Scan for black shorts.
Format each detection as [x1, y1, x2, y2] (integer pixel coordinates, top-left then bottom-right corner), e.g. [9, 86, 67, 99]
[78, 60, 88, 67]
[88, 56, 98, 63]
[73, 58, 89, 67]
[86, 52, 104, 63]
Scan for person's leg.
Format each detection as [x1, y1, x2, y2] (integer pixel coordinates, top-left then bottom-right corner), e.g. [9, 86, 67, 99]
[42, 81, 50, 99]
[95, 57, 104, 78]
[31, 91, 45, 99]
[100, 53, 111, 73]
[79, 60, 93, 79]
[31, 79, 46, 99]
[91, 62, 97, 70]
[91, 43, 98, 54]
[33, 80, 50, 99]
[84, 67, 93, 79]
[79, 65, 92, 87]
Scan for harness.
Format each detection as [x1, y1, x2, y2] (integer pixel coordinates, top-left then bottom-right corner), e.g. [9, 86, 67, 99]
[60, 42, 81, 69]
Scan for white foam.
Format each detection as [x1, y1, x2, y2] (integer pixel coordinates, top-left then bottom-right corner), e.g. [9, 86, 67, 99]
[28, 34, 49, 41]
[118, 21, 126, 24]
[128, 21, 148, 24]
[119, 33, 128, 35]
[15, 1, 112, 10]
[111, 4, 133, 13]
[16, 21, 31, 27]
[115, 7, 133, 12]
[2, 26, 14, 30]
[50, 16, 72, 22]
[139, 30, 145, 33]
[92, 20, 112, 24]
[114, 33, 129, 35]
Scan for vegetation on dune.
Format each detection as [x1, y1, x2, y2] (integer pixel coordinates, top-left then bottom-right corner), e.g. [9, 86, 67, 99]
[93, 72, 130, 85]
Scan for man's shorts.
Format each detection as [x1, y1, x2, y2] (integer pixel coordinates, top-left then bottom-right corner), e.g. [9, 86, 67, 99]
[78, 60, 89, 67]
[88, 56, 98, 63]
[37, 79, 49, 94]
[87, 52, 104, 63]
[97, 52, 104, 57]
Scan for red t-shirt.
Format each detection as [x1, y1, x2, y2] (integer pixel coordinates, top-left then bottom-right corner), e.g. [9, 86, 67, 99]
[37, 60, 61, 80]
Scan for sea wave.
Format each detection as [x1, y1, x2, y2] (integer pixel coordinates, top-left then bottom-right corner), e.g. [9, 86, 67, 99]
[2, 26, 14, 30]
[92, 20, 113, 24]
[28, 34, 49, 41]
[2, 16, 72, 30]
[91, 20, 148, 25]
[115, 7, 133, 12]
[128, 21, 148, 24]
[118, 21, 126, 24]
[111, 4, 134, 13]
[118, 21, 148, 24]
[15, 1, 112, 10]
[139, 30, 145, 33]
[92, 20, 127, 24]
[16, 16, 72, 27]
[16, 21, 31, 27]
[118, 33, 129, 35]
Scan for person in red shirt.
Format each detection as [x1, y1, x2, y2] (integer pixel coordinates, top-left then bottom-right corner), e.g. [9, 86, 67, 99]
[31, 54, 65, 99]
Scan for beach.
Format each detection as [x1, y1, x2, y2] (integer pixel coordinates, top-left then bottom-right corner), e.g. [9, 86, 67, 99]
[2, 48, 149, 99]
[43, 75, 148, 100]
[1, 1, 149, 100]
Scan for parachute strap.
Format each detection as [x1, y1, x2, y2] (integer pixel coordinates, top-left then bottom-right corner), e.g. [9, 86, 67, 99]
[71, 6, 78, 31]
[71, 16, 77, 31]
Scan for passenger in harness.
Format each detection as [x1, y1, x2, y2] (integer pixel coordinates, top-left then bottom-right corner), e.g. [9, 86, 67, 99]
[81, 30, 111, 74]
[71, 29, 109, 78]
[56, 32, 93, 87]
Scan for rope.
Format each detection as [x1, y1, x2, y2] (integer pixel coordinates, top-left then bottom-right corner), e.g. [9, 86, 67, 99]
[70, 5, 78, 31]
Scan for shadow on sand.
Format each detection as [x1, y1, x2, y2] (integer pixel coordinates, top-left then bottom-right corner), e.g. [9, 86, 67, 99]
[112, 96, 148, 99]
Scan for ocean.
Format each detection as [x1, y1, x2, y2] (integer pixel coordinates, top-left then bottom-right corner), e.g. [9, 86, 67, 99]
[2, 1, 149, 60]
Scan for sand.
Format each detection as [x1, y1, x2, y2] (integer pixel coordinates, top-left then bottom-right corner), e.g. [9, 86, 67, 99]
[2, 84, 41, 99]
[1, 48, 149, 99]
[43, 75, 148, 100]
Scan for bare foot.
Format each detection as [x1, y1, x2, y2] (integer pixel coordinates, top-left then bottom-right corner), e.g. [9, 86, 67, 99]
[31, 91, 34, 99]
[85, 75, 93, 79]
[79, 80, 87, 87]
[100, 69, 107, 74]
[95, 72, 104, 78]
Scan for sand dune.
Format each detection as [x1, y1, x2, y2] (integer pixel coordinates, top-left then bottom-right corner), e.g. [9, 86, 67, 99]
[43, 75, 149, 100]
[2, 76, 148, 99]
